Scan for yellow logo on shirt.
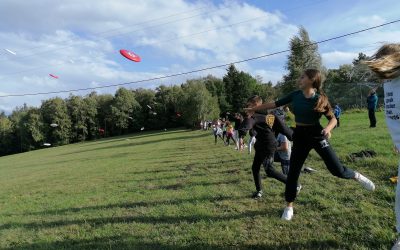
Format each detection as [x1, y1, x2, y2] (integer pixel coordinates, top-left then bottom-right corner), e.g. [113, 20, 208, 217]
[266, 114, 275, 128]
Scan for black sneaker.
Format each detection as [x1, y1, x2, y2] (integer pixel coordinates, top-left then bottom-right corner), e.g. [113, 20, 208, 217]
[252, 191, 263, 199]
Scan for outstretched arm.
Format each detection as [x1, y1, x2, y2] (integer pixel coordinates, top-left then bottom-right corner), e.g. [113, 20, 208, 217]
[245, 102, 276, 112]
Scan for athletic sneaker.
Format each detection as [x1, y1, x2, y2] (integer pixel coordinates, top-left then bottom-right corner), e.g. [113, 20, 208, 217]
[392, 238, 400, 250]
[252, 191, 263, 199]
[281, 206, 294, 221]
[296, 185, 303, 195]
[355, 172, 375, 191]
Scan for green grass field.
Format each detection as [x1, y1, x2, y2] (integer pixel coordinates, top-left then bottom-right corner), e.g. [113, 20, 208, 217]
[0, 112, 398, 249]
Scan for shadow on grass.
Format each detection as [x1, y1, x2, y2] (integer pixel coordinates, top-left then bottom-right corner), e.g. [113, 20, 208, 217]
[3, 236, 346, 250]
[59, 133, 209, 156]
[76, 129, 191, 148]
[153, 179, 241, 190]
[1, 209, 274, 231]
[20, 195, 245, 217]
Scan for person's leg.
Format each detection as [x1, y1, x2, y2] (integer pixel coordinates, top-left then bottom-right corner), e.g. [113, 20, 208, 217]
[252, 150, 264, 192]
[285, 137, 312, 204]
[369, 109, 376, 127]
[368, 109, 373, 127]
[281, 160, 290, 176]
[248, 137, 252, 154]
[372, 110, 377, 127]
[282, 135, 311, 220]
[312, 137, 375, 191]
[313, 138, 356, 179]
[215, 134, 217, 144]
[263, 153, 287, 184]
[337, 117, 340, 127]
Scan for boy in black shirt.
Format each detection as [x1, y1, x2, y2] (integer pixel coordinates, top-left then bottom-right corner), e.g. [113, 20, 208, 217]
[240, 95, 300, 199]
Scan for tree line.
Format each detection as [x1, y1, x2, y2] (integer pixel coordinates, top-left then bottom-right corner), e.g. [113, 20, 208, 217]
[0, 27, 381, 156]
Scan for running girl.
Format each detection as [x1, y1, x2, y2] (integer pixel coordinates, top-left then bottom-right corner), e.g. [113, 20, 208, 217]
[225, 122, 236, 146]
[364, 44, 400, 250]
[240, 96, 301, 199]
[246, 69, 375, 220]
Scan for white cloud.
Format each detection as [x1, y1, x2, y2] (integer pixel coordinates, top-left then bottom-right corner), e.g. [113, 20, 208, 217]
[321, 51, 359, 69]
[357, 15, 386, 27]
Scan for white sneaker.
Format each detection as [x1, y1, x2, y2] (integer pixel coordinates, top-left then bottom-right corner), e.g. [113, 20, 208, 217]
[281, 206, 293, 221]
[355, 172, 375, 191]
[296, 185, 303, 195]
[392, 238, 400, 250]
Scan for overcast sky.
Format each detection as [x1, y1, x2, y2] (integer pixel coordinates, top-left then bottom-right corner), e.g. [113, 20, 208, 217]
[0, 0, 399, 113]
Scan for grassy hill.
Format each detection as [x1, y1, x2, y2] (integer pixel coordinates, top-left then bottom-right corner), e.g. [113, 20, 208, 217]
[0, 111, 398, 249]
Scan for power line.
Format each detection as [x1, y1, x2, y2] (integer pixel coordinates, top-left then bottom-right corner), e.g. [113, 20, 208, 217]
[1, 0, 326, 74]
[1, 18, 399, 98]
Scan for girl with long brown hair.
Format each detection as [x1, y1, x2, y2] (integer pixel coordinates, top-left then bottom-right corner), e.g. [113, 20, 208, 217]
[246, 68, 375, 221]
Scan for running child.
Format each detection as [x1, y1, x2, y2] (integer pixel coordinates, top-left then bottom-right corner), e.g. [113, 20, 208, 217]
[225, 122, 236, 146]
[246, 69, 375, 220]
[212, 120, 224, 145]
[364, 44, 400, 250]
[240, 95, 301, 199]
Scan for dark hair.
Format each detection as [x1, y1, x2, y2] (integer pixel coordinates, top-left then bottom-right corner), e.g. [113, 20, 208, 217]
[304, 69, 333, 115]
[247, 95, 263, 105]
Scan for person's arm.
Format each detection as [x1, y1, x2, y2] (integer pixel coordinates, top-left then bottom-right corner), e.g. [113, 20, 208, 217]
[272, 115, 293, 141]
[322, 109, 336, 139]
[246, 92, 295, 112]
[277, 139, 289, 151]
[238, 117, 255, 133]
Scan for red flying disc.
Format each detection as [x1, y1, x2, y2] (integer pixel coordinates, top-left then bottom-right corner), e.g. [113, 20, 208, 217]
[120, 49, 141, 62]
[49, 74, 59, 79]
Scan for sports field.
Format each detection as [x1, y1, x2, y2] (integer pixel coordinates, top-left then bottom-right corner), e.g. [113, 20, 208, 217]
[0, 111, 398, 249]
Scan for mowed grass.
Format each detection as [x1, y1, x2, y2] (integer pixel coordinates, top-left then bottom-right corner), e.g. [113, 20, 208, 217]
[0, 112, 398, 249]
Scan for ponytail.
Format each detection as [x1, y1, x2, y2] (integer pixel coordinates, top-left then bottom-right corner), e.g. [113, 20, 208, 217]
[315, 89, 333, 117]
[304, 69, 333, 116]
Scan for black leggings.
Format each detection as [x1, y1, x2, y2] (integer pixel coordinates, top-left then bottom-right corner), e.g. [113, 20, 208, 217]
[252, 148, 287, 192]
[285, 125, 356, 202]
[368, 109, 376, 127]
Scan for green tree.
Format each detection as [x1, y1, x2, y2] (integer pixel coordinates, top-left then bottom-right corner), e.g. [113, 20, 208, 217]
[134, 88, 156, 130]
[96, 94, 114, 136]
[0, 115, 15, 155]
[281, 26, 322, 95]
[223, 64, 258, 112]
[83, 93, 98, 140]
[179, 79, 220, 127]
[203, 75, 230, 111]
[111, 88, 140, 134]
[40, 97, 72, 146]
[155, 85, 184, 128]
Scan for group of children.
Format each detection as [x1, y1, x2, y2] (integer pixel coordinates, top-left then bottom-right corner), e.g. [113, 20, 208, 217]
[208, 43, 400, 249]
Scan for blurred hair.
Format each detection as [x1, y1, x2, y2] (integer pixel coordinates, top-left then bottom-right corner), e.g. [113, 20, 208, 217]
[364, 43, 400, 79]
[247, 95, 263, 105]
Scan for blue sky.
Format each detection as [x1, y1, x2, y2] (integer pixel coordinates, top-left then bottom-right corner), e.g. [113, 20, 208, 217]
[0, 0, 399, 113]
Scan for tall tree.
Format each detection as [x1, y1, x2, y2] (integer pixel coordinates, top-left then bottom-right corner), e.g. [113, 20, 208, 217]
[203, 75, 230, 112]
[0, 115, 15, 155]
[95, 93, 113, 136]
[281, 27, 322, 95]
[179, 79, 220, 127]
[223, 64, 258, 112]
[40, 97, 72, 146]
[110, 88, 140, 134]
